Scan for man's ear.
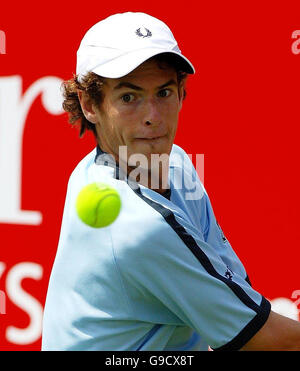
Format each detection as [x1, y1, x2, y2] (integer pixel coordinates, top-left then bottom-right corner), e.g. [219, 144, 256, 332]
[77, 90, 98, 124]
[178, 78, 187, 110]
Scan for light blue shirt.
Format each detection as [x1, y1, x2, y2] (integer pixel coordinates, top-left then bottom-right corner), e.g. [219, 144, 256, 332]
[42, 144, 270, 351]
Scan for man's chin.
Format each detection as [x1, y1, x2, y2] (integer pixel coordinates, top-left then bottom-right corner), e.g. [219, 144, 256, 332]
[130, 139, 172, 158]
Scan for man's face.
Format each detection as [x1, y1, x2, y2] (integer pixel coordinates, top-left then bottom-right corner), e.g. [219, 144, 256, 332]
[90, 59, 184, 163]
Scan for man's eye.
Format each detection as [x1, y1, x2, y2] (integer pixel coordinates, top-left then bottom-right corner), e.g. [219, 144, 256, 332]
[121, 94, 134, 103]
[158, 89, 171, 98]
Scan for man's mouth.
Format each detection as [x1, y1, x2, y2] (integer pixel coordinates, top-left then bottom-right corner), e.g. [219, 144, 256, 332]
[135, 135, 166, 140]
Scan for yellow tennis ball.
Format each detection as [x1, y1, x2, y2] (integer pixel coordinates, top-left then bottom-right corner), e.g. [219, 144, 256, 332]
[76, 182, 121, 228]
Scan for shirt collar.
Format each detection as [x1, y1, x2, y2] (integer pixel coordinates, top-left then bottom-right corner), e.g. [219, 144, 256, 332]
[94, 145, 171, 200]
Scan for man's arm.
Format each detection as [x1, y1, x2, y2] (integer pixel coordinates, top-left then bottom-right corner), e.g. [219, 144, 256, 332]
[241, 310, 300, 350]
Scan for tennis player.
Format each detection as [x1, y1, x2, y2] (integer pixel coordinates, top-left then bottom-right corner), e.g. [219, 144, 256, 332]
[42, 12, 300, 351]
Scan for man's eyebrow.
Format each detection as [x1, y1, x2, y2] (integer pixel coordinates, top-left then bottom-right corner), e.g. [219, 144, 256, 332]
[113, 82, 143, 91]
[113, 79, 178, 91]
[158, 79, 177, 89]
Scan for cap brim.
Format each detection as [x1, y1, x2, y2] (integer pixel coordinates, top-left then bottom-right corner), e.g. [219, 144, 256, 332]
[89, 48, 195, 78]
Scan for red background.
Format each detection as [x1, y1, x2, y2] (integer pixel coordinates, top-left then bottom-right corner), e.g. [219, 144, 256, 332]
[1, 1, 300, 350]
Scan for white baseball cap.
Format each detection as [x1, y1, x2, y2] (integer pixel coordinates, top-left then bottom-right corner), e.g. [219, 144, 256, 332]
[76, 12, 195, 80]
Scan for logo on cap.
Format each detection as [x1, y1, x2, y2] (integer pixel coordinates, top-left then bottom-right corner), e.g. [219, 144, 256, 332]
[135, 27, 152, 38]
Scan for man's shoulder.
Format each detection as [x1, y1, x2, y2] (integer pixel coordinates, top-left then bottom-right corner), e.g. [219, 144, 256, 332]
[70, 147, 97, 178]
[170, 143, 189, 161]
[169, 144, 195, 171]
[68, 147, 117, 189]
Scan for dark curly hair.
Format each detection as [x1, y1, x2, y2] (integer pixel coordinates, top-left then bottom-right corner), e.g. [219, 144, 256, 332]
[61, 53, 188, 138]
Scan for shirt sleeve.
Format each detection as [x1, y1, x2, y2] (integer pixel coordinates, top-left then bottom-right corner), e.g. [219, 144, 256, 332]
[113, 196, 271, 351]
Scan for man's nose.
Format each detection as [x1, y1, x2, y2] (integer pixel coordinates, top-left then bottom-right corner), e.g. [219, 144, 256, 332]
[143, 98, 161, 126]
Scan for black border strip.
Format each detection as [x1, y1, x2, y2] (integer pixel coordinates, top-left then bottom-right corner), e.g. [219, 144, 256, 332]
[212, 297, 270, 351]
